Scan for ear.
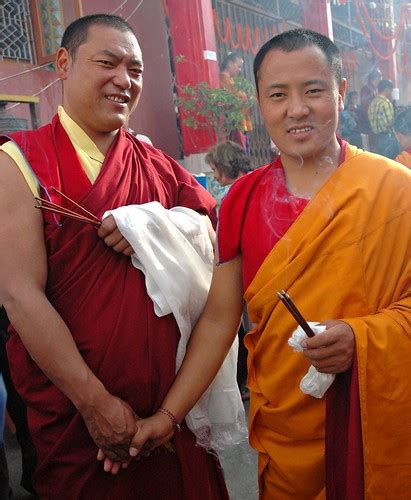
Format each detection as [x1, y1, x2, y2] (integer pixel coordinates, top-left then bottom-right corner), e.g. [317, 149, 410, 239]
[338, 78, 347, 112]
[56, 48, 72, 80]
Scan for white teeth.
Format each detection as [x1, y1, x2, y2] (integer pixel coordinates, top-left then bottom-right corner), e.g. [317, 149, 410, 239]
[289, 127, 312, 134]
[106, 95, 127, 103]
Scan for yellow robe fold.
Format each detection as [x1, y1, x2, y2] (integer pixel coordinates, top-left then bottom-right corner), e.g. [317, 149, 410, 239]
[244, 145, 411, 498]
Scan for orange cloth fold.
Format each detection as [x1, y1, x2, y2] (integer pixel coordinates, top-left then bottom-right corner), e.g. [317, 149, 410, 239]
[244, 146, 411, 498]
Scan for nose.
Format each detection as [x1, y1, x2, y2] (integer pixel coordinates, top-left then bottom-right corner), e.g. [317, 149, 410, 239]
[287, 94, 309, 120]
[112, 66, 131, 90]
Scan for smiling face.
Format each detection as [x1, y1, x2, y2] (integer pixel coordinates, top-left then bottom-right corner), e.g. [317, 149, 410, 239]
[56, 24, 143, 144]
[257, 45, 346, 168]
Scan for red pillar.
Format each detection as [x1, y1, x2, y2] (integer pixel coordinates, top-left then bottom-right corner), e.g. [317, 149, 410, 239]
[367, 0, 397, 86]
[165, 0, 219, 156]
[302, 0, 334, 39]
[372, 38, 397, 86]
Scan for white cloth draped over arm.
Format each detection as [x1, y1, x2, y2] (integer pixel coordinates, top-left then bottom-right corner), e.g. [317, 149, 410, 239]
[105, 202, 248, 450]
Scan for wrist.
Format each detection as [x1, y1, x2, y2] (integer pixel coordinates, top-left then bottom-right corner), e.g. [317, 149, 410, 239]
[157, 407, 181, 432]
[72, 377, 108, 412]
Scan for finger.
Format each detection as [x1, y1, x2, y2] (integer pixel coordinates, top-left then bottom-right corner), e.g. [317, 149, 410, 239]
[303, 345, 336, 361]
[104, 231, 123, 248]
[129, 427, 152, 457]
[112, 238, 131, 254]
[102, 447, 130, 461]
[97, 215, 117, 238]
[303, 331, 337, 349]
[103, 457, 115, 473]
[122, 246, 135, 256]
[97, 449, 105, 461]
[122, 461, 130, 469]
[110, 462, 121, 475]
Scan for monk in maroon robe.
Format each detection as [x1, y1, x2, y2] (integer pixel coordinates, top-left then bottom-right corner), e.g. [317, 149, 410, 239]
[0, 14, 227, 500]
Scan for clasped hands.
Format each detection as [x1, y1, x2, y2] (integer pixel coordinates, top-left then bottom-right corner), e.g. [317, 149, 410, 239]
[80, 393, 176, 475]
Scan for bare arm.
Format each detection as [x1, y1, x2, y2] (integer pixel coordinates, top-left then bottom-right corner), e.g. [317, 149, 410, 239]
[0, 152, 137, 459]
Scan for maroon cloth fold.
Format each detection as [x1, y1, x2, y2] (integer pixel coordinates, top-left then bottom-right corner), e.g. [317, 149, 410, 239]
[326, 353, 364, 499]
[3, 119, 227, 499]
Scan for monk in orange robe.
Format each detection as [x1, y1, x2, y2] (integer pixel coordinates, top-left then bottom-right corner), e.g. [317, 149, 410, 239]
[103, 29, 411, 499]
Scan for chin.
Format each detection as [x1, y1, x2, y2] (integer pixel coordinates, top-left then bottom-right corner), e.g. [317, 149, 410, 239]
[105, 116, 128, 132]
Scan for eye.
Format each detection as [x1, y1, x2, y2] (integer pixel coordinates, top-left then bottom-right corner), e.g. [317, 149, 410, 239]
[269, 92, 286, 99]
[129, 67, 143, 78]
[96, 59, 114, 67]
[306, 88, 323, 95]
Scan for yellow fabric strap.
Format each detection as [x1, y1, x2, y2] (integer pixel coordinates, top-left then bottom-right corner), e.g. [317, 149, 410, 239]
[0, 105, 105, 196]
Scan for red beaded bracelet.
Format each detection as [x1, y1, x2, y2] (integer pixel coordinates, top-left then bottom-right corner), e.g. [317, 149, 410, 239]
[158, 407, 181, 432]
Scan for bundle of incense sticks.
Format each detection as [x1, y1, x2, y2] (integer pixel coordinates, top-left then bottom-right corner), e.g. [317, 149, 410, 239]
[277, 290, 315, 338]
[35, 186, 101, 228]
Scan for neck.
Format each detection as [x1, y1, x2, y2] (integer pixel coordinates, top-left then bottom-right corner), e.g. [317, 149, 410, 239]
[91, 130, 119, 156]
[281, 137, 341, 199]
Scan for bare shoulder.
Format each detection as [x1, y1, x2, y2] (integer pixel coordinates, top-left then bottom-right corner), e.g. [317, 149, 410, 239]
[0, 151, 46, 296]
[0, 150, 43, 230]
[0, 150, 35, 196]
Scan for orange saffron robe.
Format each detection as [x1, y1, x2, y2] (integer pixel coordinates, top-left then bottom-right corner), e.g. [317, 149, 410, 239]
[221, 145, 411, 498]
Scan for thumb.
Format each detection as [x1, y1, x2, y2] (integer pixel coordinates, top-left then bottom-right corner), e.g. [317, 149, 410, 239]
[129, 424, 152, 457]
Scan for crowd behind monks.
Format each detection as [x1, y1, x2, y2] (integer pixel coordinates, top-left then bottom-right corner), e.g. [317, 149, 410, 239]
[0, 13, 409, 500]
[339, 68, 411, 167]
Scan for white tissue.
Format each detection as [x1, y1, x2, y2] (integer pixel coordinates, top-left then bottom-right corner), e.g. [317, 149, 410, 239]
[288, 322, 335, 399]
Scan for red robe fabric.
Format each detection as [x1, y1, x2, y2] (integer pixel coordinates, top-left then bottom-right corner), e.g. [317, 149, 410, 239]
[1, 116, 227, 499]
[218, 156, 309, 290]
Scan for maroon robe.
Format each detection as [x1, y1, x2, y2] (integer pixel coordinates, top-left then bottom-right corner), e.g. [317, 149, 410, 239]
[1, 116, 227, 499]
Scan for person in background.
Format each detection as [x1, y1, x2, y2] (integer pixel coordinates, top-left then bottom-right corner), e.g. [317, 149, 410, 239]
[0, 14, 227, 499]
[340, 90, 362, 148]
[205, 140, 252, 187]
[220, 52, 253, 153]
[368, 79, 399, 159]
[360, 69, 381, 116]
[393, 107, 411, 168]
[113, 28, 411, 499]
[357, 69, 382, 148]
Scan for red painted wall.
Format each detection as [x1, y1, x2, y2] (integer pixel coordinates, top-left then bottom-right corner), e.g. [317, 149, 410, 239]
[166, 0, 220, 155]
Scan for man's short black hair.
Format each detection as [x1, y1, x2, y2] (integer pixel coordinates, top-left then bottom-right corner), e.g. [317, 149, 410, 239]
[61, 14, 135, 59]
[221, 51, 243, 71]
[368, 69, 382, 83]
[393, 107, 411, 136]
[253, 28, 342, 89]
[378, 79, 393, 93]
